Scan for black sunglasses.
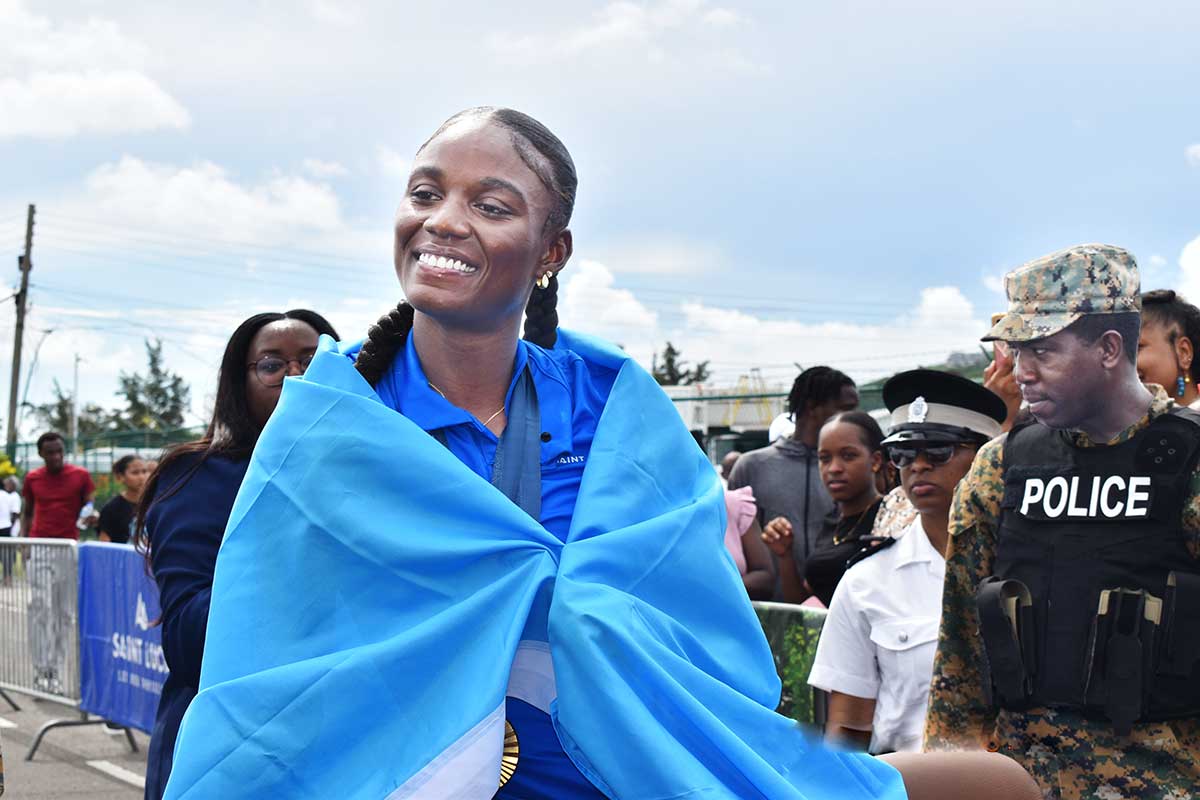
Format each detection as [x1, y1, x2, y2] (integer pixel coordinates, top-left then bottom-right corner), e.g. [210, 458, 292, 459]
[246, 354, 315, 387]
[887, 442, 972, 469]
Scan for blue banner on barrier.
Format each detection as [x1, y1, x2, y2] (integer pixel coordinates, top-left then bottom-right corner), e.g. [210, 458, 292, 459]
[78, 542, 168, 733]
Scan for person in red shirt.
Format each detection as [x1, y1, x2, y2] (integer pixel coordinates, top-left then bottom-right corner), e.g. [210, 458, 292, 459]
[21, 431, 95, 692]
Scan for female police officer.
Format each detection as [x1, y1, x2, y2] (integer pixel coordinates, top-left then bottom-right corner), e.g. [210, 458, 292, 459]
[809, 370, 1005, 754]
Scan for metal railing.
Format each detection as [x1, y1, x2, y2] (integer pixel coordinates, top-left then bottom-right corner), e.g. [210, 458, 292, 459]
[0, 539, 80, 707]
[0, 538, 136, 759]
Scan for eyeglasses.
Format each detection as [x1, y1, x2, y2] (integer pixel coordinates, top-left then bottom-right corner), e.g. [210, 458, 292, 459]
[887, 443, 972, 469]
[246, 354, 315, 387]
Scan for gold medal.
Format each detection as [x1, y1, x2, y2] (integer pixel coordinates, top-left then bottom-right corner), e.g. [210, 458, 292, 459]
[498, 719, 519, 787]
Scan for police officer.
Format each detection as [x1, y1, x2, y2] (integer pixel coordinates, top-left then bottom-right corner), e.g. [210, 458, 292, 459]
[810, 369, 1005, 754]
[924, 244, 1200, 798]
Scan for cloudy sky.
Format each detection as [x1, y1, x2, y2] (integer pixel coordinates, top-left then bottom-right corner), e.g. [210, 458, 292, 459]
[1, 0, 1198, 433]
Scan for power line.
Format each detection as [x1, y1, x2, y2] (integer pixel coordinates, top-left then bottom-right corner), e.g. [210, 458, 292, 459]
[38, 225, 381, 282]
[42, 213, 384, 275]
[31, 282, 229, 314]
[38, 245, 960, 328]
[40, 214, 941, 311]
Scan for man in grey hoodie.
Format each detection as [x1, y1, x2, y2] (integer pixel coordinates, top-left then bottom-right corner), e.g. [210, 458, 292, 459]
[728, 366, 858, 601]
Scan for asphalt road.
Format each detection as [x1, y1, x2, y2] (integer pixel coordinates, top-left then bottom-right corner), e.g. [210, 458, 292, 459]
[1, 695, 148, 799]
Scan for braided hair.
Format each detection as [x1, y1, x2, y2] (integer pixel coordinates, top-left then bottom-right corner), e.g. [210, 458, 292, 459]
[355, 108, 577, 386]
[1142, 289, 1200, 380]
[786, 366, 856, 418]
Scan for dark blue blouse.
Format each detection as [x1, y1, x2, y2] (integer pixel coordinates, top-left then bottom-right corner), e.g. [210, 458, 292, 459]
[143, 453, 249, 800]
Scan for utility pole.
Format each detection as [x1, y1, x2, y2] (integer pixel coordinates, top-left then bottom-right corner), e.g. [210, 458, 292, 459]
[72, 354, 81, 457]
[6, 204, 34, 460]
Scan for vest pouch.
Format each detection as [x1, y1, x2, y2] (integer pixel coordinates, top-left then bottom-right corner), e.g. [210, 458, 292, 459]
[1083, 588, 1161, 736]
[1158, 571, 1200, 678]
[976, 577, 1035, 709]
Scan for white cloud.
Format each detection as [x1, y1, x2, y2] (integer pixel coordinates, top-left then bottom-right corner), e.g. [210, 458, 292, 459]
[302, 158, 350, 179]
[0, 72, 190, 138]
[982, 271, 1005, 295]
[309, 0, 363, 27]
[1141, 253, 1174, 291]
[377, 146, 410, 180]
[0, 4, 144, 73]
[1179, 235, 1200, 303]
[487, 0, 767, 75]
[560, 259, 659, 358]
[1186, 144, 1200, 168]
[702, 8, 742, 26]
[560, 261, 987, 386]
[592, 237, 724, 274]
[71, 155, 348, 242]
[0, 1, 189, 139]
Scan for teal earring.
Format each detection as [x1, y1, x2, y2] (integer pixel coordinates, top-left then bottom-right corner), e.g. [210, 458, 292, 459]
[1178, 375, 1188, 398]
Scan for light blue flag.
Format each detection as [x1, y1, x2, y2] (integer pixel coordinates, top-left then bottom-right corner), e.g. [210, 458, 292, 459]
[163, 331, 906, 800]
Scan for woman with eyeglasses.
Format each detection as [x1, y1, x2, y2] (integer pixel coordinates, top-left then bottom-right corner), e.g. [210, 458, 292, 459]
[137, 309, 338, 800]
[808, 369, 1006, 755]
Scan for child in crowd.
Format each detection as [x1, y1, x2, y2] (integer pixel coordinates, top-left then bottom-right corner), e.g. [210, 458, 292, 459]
[98, 456, 150, 545]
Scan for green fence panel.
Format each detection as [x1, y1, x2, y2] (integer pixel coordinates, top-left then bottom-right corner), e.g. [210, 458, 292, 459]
[752, 601, 827, 725]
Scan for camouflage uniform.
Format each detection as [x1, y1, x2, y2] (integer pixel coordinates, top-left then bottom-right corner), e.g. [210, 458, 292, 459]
[924, 245, 1200, 799]
[873, 485, 917, 538]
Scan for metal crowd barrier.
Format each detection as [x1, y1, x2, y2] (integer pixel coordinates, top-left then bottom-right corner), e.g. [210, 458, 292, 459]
[0, 539, 80, 707]
[0, 538, 136, 760]
[752, 601, 830, 728]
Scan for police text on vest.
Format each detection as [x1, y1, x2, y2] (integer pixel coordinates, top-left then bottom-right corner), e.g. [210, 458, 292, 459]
[1019, 476, 1152, 518]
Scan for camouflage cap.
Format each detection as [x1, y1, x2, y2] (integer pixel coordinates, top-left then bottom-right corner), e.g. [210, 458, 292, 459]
[982, 243, 1141, 343]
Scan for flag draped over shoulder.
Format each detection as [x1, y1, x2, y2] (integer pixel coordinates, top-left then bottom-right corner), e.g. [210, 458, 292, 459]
[163, 331, 906, 800]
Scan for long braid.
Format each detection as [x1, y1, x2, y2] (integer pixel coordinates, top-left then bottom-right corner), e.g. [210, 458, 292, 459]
[355, 302, 415, 385]
[522, 275, 559, 349]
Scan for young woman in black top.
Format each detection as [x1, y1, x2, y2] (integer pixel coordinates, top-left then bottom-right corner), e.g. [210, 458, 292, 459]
[98, 455, 149, 544]
[763, 411, 885, 605]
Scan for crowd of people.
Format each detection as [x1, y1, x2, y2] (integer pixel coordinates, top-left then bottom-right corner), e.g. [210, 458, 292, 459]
[5, 107, 1199, 800]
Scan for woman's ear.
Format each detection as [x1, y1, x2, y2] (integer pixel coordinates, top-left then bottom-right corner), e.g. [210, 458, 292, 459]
[871, 450, 884, 473]
[541, 228, 573, 272]
[1175, 330, 1194, 377]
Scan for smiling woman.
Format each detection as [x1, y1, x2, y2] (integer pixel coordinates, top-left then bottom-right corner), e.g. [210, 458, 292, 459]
[157, 108, 1035, 800]
[354, 107, 574, 408]
[352, 105, 593, 800]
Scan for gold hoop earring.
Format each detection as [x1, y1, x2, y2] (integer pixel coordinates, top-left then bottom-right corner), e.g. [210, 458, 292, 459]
[536, 271, 553, 290]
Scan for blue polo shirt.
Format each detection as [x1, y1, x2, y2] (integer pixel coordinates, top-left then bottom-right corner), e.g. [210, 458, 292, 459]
[374, 335, 616, 798]
[376, 335, 615, 541]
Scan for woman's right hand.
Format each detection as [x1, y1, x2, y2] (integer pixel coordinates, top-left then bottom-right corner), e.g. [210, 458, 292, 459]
[983, 345, 1022, 431]
[760, 516, 794, 558]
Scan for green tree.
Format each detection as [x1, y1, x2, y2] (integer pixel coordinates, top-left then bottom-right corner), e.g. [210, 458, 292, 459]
[115, 339, 190, 430]
[651, 341, 711, 386]
[25, 380, 116, 438]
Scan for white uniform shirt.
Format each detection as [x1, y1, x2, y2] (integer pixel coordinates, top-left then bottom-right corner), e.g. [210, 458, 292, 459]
[807, 517, 945, 753]
[2, 490, 19, 535]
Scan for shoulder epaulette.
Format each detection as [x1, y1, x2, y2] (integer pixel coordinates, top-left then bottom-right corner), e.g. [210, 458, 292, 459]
[845, 535, 898, 569]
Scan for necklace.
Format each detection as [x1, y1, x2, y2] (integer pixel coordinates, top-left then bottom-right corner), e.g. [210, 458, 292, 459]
[428, 381, 506, 427]
[832, 501, 875, 546]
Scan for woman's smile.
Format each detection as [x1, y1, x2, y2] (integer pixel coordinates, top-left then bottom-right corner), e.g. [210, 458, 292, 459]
[415, 250, 479, 276]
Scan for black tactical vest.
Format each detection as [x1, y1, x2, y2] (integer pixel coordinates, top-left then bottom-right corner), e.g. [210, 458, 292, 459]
[990, 409, 1200, 726]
